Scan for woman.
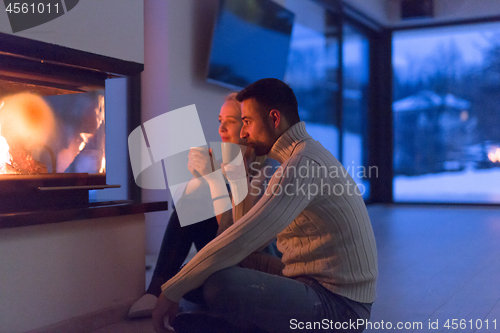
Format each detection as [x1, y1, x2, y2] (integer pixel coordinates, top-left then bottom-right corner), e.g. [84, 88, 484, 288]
[128, 93, 280, 318]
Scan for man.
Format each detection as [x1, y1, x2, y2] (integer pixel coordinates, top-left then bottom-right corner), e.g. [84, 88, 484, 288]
[153, 78, 378, 333]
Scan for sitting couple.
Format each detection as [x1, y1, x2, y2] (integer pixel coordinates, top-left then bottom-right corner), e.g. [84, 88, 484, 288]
[139, 78, 378, 333]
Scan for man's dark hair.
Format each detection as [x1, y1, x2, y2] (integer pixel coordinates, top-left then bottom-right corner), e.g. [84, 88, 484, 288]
[236, 78, 300, 125]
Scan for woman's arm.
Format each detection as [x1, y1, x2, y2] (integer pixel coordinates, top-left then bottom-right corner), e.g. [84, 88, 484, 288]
[187, 148, 233, 225]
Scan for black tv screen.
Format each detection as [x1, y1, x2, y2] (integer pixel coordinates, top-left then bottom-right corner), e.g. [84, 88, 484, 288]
[206, 0, 295, 89]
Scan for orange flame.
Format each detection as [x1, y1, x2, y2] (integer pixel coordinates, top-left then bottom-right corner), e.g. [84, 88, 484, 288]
[79, 133, 93, 151]
[488, 147, 500, 163]
[99, 156, 105, 173]
[96, 95, 105, 173]
[0, 124, 12, 171]
[0, 93, 56, 149]
[96, 95, 105, 128]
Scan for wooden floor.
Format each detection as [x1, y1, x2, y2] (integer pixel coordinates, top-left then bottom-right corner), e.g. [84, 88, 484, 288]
[91, 204, 500, 333]
[367, 204, 500, 333]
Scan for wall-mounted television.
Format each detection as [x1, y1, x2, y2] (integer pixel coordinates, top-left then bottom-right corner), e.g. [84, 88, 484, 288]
[206, 0, 295, 90]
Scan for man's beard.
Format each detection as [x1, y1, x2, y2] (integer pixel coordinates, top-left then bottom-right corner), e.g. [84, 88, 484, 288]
[252, 143, 271, 156]
[250, 123, 275, 156]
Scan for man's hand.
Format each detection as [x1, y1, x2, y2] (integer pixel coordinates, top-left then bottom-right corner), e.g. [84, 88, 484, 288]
[152, 293, 179, 333]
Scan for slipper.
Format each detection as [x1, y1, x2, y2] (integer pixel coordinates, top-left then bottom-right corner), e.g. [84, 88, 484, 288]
[128, 294, 158, 319]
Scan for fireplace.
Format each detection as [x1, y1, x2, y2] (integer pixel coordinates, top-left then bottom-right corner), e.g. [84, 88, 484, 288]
[0, 32, 143, 213]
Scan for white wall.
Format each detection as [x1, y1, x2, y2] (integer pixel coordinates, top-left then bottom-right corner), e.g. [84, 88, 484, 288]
[0, 215, 146, 333]
[0, 0, 144, 63]
[141, 0, 233, 254]
[343, 0, 500, 28]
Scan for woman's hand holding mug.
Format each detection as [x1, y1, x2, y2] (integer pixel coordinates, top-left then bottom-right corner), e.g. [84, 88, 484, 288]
[188, 147, 214, 178]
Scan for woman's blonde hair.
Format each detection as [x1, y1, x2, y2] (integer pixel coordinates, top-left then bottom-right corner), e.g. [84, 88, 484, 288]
[225, 92, 241, 113]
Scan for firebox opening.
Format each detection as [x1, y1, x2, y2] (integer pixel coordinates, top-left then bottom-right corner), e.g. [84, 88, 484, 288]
[0, 79, 105, 176]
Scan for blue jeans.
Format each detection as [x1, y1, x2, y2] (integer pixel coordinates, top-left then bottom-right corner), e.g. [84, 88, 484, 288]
[180, 265, 371, 333]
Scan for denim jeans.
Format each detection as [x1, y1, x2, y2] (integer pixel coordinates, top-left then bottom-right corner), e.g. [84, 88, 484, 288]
[148, 208, 218, 297]
[180, 265, 371, 333]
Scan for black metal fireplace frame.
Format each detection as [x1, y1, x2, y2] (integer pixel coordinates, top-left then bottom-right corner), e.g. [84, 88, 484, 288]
[0, 32, 144, 213]
[0, 33, 143, 77]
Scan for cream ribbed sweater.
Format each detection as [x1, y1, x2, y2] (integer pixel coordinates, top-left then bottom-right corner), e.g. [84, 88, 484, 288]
[162, 121, 378, 303]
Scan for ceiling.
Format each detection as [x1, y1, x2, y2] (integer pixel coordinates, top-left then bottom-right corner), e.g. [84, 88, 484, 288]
[343, 0, 500, 29]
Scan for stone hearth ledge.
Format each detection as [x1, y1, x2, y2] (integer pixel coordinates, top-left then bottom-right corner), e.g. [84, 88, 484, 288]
[0, 200, 168, 229]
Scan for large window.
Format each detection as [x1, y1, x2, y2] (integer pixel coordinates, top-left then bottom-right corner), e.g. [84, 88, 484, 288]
[342, 23, 370, 198]
[284, 0, 372, 199]
[284, 0, 340, 158]
[393, 23, 500, 203]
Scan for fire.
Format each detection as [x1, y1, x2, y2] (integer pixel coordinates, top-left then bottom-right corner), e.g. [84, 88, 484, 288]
[79, 133, 93, 151]
[96, 95, 104, 128]
[488, 147, 500, 163]
[96, 95, 105, 173]
[99, 156, 105, 173]
[0, 93, 105, 174]
[0, 93, 56, 149]
[0, 124, 12, 171]
[73, 95, 105, 173]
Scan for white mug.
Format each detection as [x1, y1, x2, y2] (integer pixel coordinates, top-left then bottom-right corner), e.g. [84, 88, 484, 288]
[190, 146, 214, 172]
[221, 142, 242, 164]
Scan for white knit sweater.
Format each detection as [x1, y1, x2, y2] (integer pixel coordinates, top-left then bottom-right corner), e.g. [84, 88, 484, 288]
[162, 121, 378, 303]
